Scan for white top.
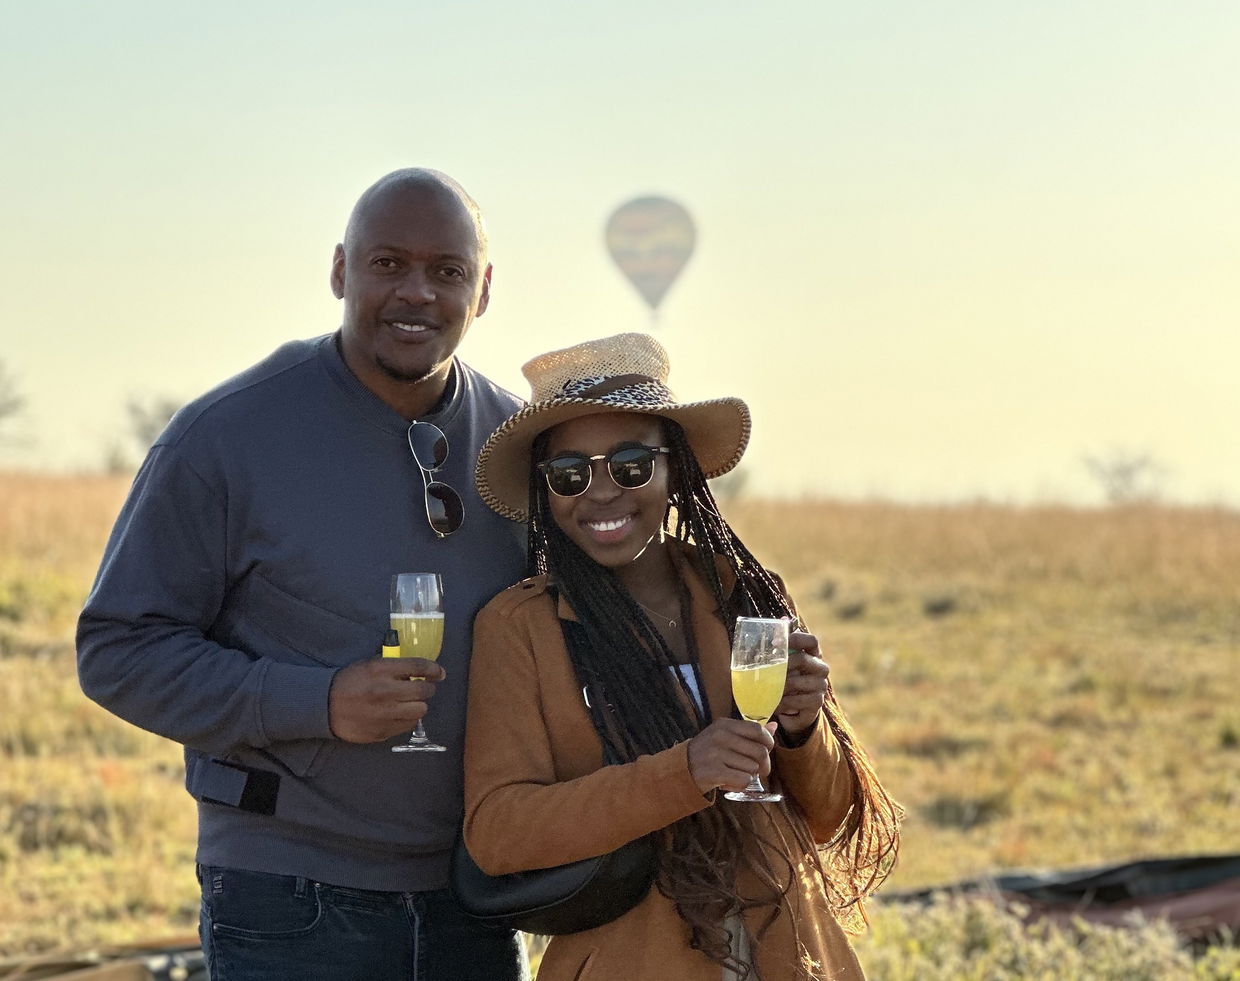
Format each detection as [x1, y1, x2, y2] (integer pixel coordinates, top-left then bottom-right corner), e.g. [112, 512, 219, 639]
[673, 663, 705, 713]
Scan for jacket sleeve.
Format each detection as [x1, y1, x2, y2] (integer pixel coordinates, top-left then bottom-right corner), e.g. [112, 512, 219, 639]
[774, 713, 856, 842]
[772, 577, 857, 843]
[463, 598, 712, 875]
[76, 444, 335, 755]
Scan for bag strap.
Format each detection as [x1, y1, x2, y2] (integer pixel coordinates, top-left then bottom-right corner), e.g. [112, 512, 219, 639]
[562, 617, 630, 766]
[547, 583, 628, 765]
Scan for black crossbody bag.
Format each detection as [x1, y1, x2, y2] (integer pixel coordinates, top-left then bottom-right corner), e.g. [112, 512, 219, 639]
[449, 615, 659, 936]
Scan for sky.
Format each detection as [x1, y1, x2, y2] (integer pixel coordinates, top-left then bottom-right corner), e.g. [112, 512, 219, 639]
[1, 0, 1237, 505]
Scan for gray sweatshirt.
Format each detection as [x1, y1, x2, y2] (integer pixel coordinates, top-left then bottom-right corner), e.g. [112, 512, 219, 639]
[77, 333, 526, 891]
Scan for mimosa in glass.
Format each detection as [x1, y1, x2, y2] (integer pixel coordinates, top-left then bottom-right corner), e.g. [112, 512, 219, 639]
[388, 573, 446, 753]
[725, 617, 789, 802]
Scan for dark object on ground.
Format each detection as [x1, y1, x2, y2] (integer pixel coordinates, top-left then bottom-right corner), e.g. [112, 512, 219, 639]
[0, 936, 205, 980]
[880, 853, 1240, 943]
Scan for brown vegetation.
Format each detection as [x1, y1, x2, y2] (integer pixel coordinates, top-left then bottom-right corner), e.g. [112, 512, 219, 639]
[2, 473, 1238, 974]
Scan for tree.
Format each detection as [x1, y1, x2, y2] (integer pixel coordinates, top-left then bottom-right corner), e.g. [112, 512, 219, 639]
[0, 360, 22, 442]
[127, 394, 182, 454]
[103, 394, 183, 472]
[1083, 449, 1165, 505]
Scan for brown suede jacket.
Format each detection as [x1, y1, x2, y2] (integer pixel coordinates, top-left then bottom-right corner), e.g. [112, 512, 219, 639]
[463, 551, 866, 981]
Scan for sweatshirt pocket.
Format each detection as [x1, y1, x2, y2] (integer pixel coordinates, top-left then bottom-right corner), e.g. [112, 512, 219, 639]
[224, 570, 376, 669]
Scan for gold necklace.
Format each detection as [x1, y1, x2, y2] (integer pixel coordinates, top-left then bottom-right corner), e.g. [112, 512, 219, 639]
[636, 599, 678, 629]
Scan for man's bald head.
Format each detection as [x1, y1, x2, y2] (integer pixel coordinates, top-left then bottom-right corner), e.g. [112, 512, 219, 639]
[342, 168, 488, 262]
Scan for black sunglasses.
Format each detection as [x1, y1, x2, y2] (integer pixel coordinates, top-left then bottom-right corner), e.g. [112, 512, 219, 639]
[538, 444, 670, 498]
[407, 421, 464, 538]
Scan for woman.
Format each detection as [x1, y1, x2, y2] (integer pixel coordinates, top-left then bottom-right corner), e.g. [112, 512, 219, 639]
[464, 333, 901, 980]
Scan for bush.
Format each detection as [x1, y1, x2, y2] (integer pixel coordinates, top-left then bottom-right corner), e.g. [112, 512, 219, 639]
[857, 895, 1230, 981]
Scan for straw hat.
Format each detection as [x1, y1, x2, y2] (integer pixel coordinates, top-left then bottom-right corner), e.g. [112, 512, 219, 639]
[476, 333, 751, 521]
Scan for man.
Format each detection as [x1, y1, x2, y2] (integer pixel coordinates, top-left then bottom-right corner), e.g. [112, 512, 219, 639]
[77, 170, 529, 980]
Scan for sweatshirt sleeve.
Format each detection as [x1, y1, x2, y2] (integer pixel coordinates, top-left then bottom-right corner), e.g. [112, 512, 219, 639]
[463, 599, 712, 875]
[76, 445, 335, 754]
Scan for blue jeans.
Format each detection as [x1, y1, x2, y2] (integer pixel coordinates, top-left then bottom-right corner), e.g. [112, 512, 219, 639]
[198, 865, 529, 981]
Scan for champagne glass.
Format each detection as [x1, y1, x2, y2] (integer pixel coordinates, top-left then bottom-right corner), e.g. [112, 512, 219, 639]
[387, 573, 446, 753]
[725, 616, 790, 803]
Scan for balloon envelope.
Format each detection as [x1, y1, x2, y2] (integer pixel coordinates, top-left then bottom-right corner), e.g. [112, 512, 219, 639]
[605, 196, 696, 313]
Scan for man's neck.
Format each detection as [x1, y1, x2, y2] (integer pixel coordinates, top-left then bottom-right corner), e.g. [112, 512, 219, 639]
[336, 333, 456, 420]
[383, 362, 456, 421]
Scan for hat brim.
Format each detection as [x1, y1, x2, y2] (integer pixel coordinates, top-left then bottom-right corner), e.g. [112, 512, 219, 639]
[475, 396, 751, 521]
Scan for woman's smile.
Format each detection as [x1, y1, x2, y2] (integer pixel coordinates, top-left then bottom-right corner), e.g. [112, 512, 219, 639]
[583, 512, 635, 539]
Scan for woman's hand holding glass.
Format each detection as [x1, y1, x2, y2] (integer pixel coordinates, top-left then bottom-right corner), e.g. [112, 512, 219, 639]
[687, 718, 777, 796]
[684, 625, 831, 797]
[772, 630, 830, 743]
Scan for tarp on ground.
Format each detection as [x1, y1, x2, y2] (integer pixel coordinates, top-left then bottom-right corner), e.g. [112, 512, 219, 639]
[880, 853, 1240, 942]
[0, 937, 204, 981]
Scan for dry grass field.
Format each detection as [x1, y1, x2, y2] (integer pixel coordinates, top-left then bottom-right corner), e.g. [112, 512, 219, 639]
[2, 471, 1238, 977]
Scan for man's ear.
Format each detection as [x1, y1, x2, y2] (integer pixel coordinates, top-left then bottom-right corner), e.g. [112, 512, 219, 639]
[330, 244, 346, 299]
[475, 263, 492, 317]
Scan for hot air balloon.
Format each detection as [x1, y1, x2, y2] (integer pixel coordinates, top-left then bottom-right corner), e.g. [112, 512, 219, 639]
[604, 196, 696, 324]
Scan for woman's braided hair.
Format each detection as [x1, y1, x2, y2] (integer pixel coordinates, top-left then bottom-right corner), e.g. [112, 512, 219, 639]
[527, 418, 901, 978]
